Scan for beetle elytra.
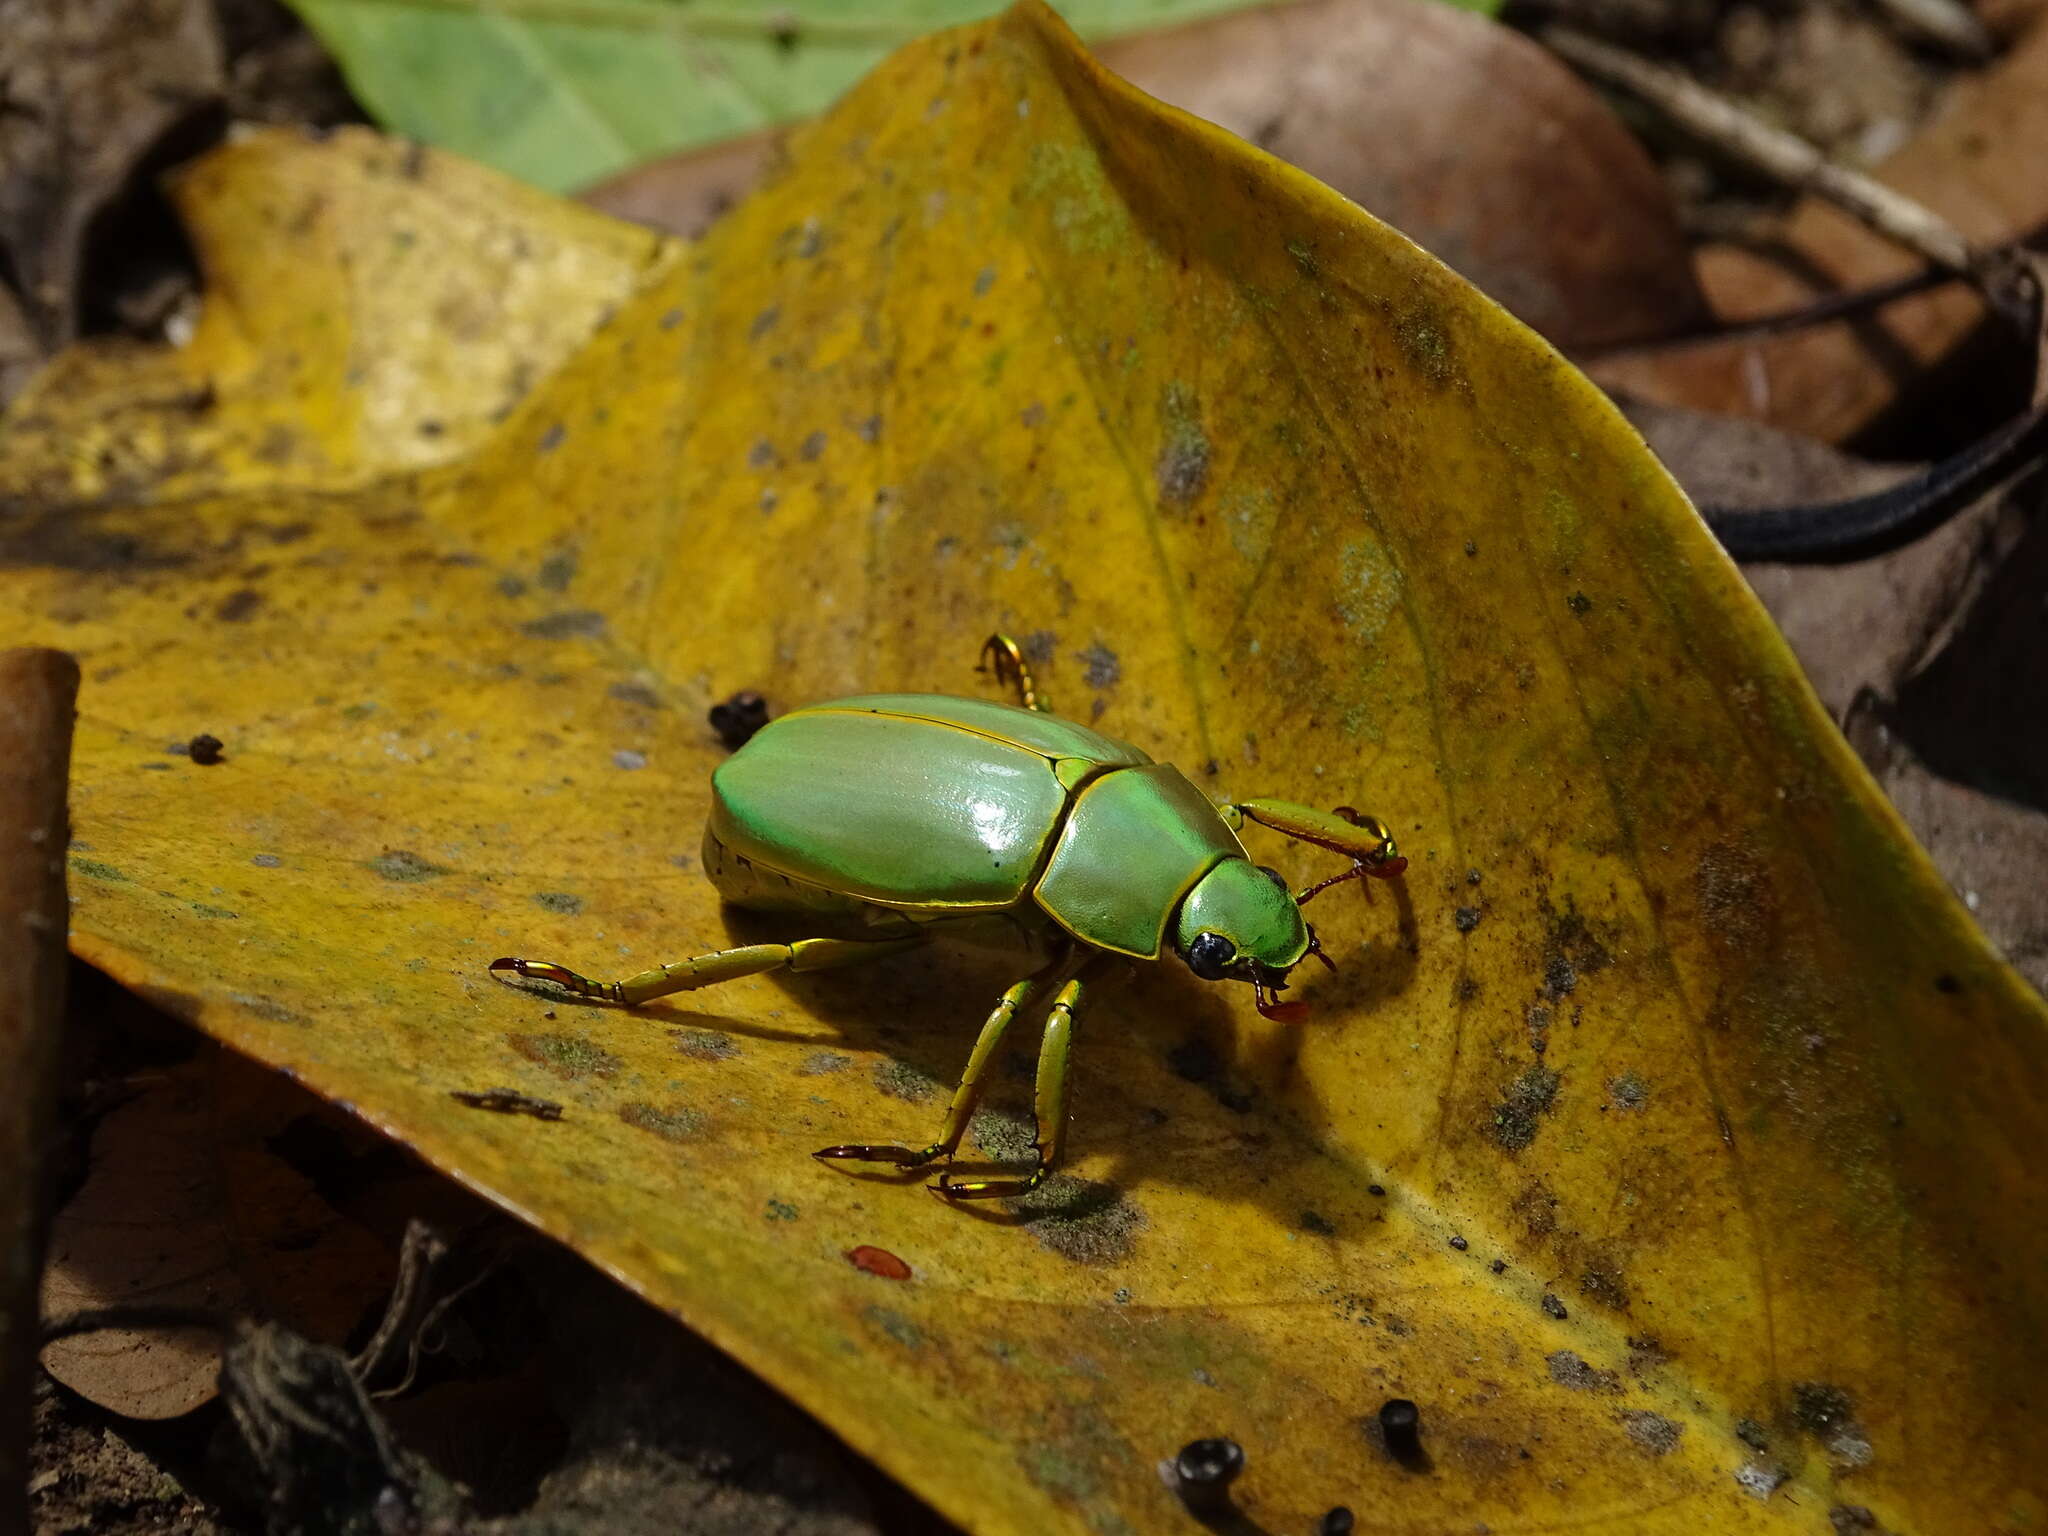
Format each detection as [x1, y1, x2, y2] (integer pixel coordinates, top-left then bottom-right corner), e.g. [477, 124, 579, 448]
[492, 634, 1407, 1200]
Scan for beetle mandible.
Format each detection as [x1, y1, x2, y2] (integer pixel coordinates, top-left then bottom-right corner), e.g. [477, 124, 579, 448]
[491, 634, 1408, 1200]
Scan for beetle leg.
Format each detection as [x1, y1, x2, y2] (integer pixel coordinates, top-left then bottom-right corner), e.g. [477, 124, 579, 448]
[1219, 798, 1410, 896]
[489, 935, 923, 1006]
[931, 964, 1097, 1200]
[813, 958, 1059, 1170]
[978, 632, 1047, 713]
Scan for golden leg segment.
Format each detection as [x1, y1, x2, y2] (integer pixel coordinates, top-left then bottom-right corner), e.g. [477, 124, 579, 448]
[489, 934, 923, 1005]
[979, 632, 1047, 713]
[812, 965, 1049, 1170]
[932, 969, 1090, 1200]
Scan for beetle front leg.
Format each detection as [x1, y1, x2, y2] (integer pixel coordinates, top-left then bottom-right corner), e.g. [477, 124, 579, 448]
[490, 934, 923, 1006]
[1219, 797, 1409, 900]
[813, 950, 1067, 1171]
[931, 962, 1100, 1201]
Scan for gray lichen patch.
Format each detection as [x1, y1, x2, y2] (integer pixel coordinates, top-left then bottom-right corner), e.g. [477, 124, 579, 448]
[618, 1100, 704, 1142]
[970, 1108, 1037, 1162]
[797, 1050, 851, 1076]
[1546, 1351, 1618, 1392]
[1492, 1065, 1560, 1151]
[872, 1057, 939, 1102]
[1793, 1382, 1873, 1468]
[510, 1032, 622, 1081]
[1016, 1175, 1146, 1265]
[1607, 1071, 1649, 1112]
[1618, 1410, 1682, 1455]
[1154, 382, 1209, 508]
[367, 849, 445, 882]
[671, 1028, 738, 1062]
[531, 891, 583, 915]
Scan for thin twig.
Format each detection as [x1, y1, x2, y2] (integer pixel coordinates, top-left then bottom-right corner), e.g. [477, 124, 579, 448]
[1864, 0, 1996, 60]
[0, 648, 79, 1536]
[1544, 28, 1982, 279]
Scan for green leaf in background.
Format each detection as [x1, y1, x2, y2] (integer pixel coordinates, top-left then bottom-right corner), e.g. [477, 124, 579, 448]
[283, 0, 1498, 192]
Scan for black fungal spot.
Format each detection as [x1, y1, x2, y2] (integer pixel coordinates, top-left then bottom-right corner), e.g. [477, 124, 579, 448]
[1934, 973, 1961, 995]
[215, 588, 262, 622]
[368, 849, 445, 882]
[450, 1088, 562, 1120]
[1320, 1508, 1355, 1536]
[1491, 1064, 1561, 1151]
[798, 430, 826, 461]
[1170, 1437, 1243, 1518]
[1449, 1235, 1468, 1252]
[510, 1032, 622, 1080]
[532, 891, 583, 915]
[618, 1101, 704, 1141]
[1567, 592, 1592, 615]
[1490, 1259, 1507, 1275]
[186, 733, 225, 765]
[538, 423, 566, 452]
[1368, 1183, 1386, 1197]
[709, 690, 770, 750]
[520, 610, 606, 640]
[1300, 1210, 1337, 1237]
[1542, 1293, 1568, 1320]
[748, 439, 779, 469]
[1454, 906, 1481, 933]
[1543, 953, 1578, 999]
[1372, 1399, 1429, 1472]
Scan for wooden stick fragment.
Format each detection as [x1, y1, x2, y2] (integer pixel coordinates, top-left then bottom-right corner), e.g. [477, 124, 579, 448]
[1544, 28, 1979, 277]
[0, 648, 78, 1536]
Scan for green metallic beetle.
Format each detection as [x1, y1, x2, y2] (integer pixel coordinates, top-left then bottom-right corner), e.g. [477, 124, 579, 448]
[492, 635, 1408, 1200]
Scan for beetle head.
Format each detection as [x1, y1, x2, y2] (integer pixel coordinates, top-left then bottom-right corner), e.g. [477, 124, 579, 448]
[1174, 858, 1313, 1019]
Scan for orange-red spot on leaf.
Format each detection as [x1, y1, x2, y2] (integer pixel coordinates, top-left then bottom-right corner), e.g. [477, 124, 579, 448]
[846, 1244, 912, 1281]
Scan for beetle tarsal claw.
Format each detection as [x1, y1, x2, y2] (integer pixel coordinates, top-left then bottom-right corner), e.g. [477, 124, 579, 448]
[489, 957, 610, 999]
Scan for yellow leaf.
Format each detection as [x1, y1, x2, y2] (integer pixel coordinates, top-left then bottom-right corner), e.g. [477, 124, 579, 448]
[4, 5, 2044, 1531]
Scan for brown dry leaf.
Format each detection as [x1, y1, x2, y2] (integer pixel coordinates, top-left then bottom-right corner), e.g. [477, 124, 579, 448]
[583, 0, 1707, 351]
[38, 1046, 395, 1419]
[1625, 397, 2047, 991]
[2, 5, 2046, 1530]
[39, 1055, 250, 1419]
[0, 0, 223, 352]
[1590, 18, 2048, 439]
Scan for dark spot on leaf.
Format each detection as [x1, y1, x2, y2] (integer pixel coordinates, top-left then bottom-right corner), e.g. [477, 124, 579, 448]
[618, 1100, 703, 1140]
[1449, 1235, 1468, 1251]
[215, 588, 262, 622]
[1080, 644, 1120, 688]
[1543, 954, 1577, 998]
[520, 610, 606, 640]
[863, 1305, 922, 1350]
[1546, 1351, 1618, 1392]
[450, 1088, 562, 1120]
[608, 681, 662, 708]
[68, 857, 128, 882]
[798, 430, 826, 461]
[497, 575, 528, 598]
[1542, 1294, 1568, 1320]
[251, 854, 282, 868]
[973, 265, 996, 295]
[1155, 382, 1209, 508]
[1491, 1065, 1560, 1151]
[1619, 1411, 1682, 1456]
[537, 552, 577, 592]
[764, 1199, 797, 1221]
[532, 891, 583, 915]
[750, 306, 780, 340]
[672, 1028, 738, 1061]
[1454, 906, 1480, 933]
[187, 733, 224, 765]
[1735, 1418, 1770, 1451]
[512, 1032, 622, 1081]
[1581, 1264, 1630, 1311]
[1299, 1210, 1337, 1237]
[538, 423, 566, 452]
[1933, 973, 1961, 995]
[368, 849, 445, 882]
[1567, 592, 1592, 615]
[1695, 842, 1775, 953]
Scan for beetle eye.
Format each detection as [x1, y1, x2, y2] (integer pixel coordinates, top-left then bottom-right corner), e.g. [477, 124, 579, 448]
[1185, 931, 1236, 981]
[1258, 865, 1289, 893]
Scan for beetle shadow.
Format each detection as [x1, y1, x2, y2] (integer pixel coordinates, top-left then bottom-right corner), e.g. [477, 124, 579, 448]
[711, 875, 1425, 1235]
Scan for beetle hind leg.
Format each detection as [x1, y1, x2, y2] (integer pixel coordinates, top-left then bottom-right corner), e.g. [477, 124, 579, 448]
[490, 934, 922, 1006]
[978, 632, 1048, 713]
[931, 965, 1094, 1201]
[814, 958, 1056, 1171]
